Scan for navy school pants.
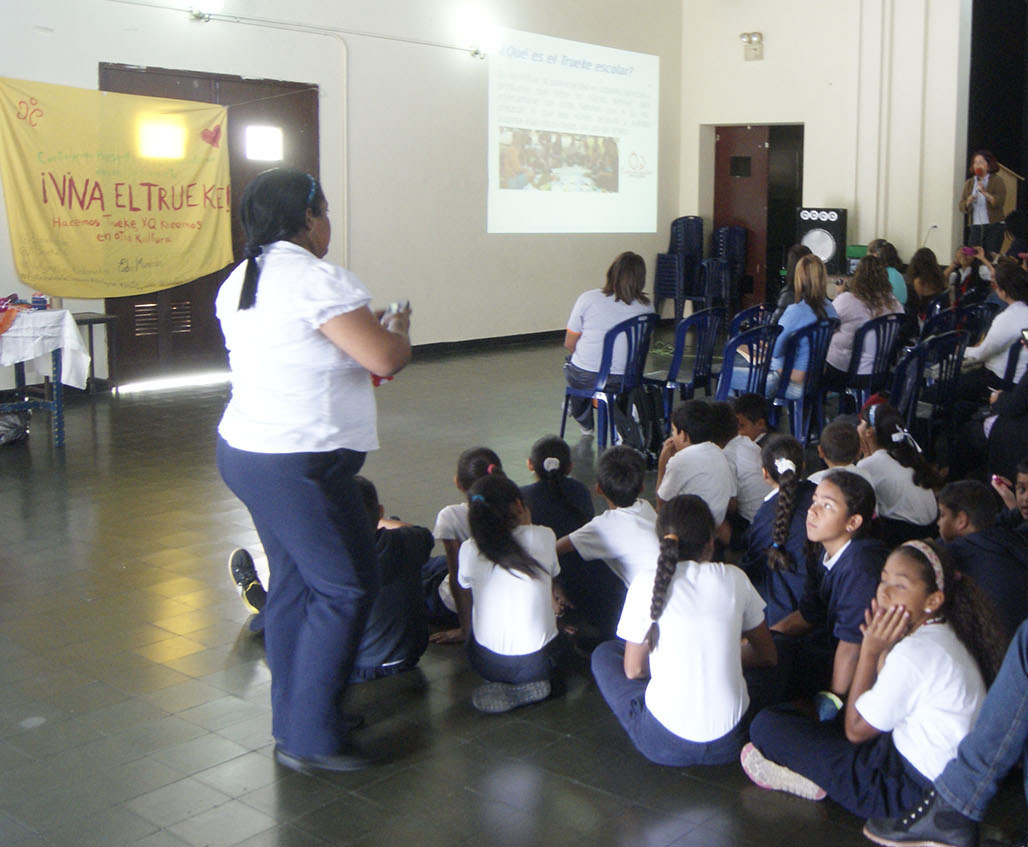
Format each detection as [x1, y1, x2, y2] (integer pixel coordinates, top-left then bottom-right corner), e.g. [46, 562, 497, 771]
[217, 438, 378, 757]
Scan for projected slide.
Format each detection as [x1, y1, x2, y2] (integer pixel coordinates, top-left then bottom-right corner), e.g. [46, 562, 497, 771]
[487, 29, 659, 234]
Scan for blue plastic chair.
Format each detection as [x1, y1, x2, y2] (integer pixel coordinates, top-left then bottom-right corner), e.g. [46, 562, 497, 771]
[713, 323, 783, 401]
[729, 303, 772, 337]
[835, 313, 907, 412]
[957, 300, 1001, 346]
[995, 340, 1025, 392]
[888, 345, 926, 432]
[690, 257, 732, 313]
[712, 225, 748, 313]
[768, 318, 841, 446]
[917, 330, 969, 459]
[560, 313, 658, 449]
[644, 307, 725, 425]
[920, 306, 959, 340]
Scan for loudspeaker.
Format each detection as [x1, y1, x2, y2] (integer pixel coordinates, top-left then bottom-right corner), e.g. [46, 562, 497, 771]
[796, 208, 847, 275]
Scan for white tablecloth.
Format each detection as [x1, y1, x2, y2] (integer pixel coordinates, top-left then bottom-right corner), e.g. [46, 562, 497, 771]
[0, 309, 90, 389]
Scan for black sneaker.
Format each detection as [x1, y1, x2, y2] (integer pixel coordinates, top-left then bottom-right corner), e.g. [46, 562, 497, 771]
[863, 788, 978, 847]
[227, 548, 266, 614]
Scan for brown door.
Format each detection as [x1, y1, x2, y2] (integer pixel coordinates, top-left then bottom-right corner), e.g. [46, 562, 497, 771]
[714, 126, 770, 306]
[98, 65, 319, 380]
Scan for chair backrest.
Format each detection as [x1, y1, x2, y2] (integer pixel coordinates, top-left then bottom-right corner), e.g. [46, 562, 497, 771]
[714, 323, 784, 401]
[920, 306, 958, 340]
[957, 300, 1001, 345]
[922, 292, 952, 320]
[696, 257, 731, 300]
[921, 330, 969, 415]
[1001, 339, 1024, 387]
[775, 318, 841, 400]
[729, 303, 772, 337]
[669, 215, 703, 257]
[888, 345, 925, 430]
[594, 313, 658, 392]
[665, 307, 725, 387]
[845, 312, 906, 384]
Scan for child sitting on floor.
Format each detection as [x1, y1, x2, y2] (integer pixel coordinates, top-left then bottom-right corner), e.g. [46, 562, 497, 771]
[591, 494, 775, 766]
[743, 540, 1004, 819]
[807, 419, 874, 486]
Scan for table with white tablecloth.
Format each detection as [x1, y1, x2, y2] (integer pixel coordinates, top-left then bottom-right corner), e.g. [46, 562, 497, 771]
[0, 309, 91, 447]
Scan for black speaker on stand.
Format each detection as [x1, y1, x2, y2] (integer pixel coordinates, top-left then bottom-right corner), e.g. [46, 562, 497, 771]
[796, 208, 847, 275]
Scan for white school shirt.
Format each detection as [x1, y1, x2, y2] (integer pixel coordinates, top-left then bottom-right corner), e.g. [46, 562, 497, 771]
[856, 622, 985, 780]
[722, 435, 772, 523]
[657, 441, 736, 525]
[856, 450, 938, 525]
[618, 561, 766, 741]
[963, 300, 1028, 381]
[217, 241, 377, 454]
[807, 464, 875, 487]
[432, 503, 470, 613]
[566, 289, 654, 374]
[567, 499, 659, 586]
[458, 524, 560, 656]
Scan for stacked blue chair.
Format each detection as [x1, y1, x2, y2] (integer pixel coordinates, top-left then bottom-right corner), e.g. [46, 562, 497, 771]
[644, 307, 725, 426]
[712, 225, 748, 313]
[559, 313, 658, 449]
[713, 323, 783, 401]
[654, 216, 703, 325]
[768, 318, 841, 446]
[691, 257, 732, 314]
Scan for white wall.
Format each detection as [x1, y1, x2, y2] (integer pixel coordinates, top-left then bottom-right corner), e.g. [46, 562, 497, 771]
[679, 0, 971, 264]
[0, 0, 684, 390]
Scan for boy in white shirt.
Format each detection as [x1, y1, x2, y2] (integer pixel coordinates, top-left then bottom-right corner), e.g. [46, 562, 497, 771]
[556, 445, 659, 634]
[807, 420, 875, 486]
[656, 400, 735, 527]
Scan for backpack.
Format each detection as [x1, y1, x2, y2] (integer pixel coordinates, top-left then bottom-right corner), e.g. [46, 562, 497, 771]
[0, 410, 29, 446]
[612, 384, 665, 468]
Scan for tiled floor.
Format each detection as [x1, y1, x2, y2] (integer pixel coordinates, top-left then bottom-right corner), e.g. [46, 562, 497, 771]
[0, 337, 1023, 846]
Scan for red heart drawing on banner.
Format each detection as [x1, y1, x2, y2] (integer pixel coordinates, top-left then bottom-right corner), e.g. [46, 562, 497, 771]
[200, 125, 222, 147]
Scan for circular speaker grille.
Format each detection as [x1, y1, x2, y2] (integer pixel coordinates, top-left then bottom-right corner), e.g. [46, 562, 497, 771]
[800, 227, 837, 263]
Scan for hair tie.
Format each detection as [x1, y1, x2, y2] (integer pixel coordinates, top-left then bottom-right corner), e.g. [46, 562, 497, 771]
[243, 243, 263, 260]
[774, 457, 797, 476]
[305, 173, 318, 206]
[470, 494, 486, 503]
[486, 463, 498, 475]
[868, 403, 880, 427]
[542, 457, 561, 472]
[903, 540, 945, 592]
[890, 427, 922, 453]
[770, 541, 781, 549]
[663, 533, 679, 542]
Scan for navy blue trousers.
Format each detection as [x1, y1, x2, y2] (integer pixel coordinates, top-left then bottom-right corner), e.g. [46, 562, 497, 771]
[217, 438, 378, 757]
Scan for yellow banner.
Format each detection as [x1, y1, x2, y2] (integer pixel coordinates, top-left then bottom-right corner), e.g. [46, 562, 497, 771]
[0, 77, 233, 297]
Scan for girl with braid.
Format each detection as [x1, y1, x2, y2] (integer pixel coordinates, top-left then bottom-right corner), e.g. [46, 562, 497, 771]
[740, 435, 816, 626]
[590, 495, 776, 766]
[743, 540, 1005, 818]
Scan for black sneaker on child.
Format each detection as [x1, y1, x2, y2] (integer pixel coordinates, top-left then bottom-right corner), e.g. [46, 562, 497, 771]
[863, 788, 978, 847]
[227, 548, 267, 614]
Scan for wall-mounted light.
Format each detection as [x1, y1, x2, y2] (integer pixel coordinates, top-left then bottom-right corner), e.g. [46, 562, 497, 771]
[739, 31, 764, 62]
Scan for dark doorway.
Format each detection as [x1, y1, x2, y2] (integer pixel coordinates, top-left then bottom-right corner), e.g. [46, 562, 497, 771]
[98, 65, 320, 381]
[713, 124, 803, 307]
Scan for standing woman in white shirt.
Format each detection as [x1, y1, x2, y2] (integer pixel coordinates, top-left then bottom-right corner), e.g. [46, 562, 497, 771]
[564, 252, 655, 433]
[216, 168, 411, 773]
[591, 495, 776, 766]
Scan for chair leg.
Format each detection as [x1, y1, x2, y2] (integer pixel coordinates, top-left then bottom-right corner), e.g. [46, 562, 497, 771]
[596, 398, 608, 449]
[560, 394, 570, 440]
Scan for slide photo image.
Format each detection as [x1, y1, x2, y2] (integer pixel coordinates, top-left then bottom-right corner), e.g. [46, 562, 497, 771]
[498, 127, 619, 193]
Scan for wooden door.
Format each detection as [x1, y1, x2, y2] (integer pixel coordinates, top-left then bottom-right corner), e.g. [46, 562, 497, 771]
[99, 65, 319, 380]
[714, 125, 770, 305]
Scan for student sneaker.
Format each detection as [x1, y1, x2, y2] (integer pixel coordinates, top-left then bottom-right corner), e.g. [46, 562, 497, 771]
[227, 548, 266, 614]
[740, 742, 827, 801]
[863, 788, 978, 847]
[471, 680, 551, 714]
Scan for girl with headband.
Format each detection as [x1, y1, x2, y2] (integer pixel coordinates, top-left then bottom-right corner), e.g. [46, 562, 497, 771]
[743, 539, 1005, 818]
[591, 494, 776, 766]
[459, 474, 564, 713]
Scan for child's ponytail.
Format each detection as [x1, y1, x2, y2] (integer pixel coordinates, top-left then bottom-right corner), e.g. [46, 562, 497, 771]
[647, 496, 715, 649]
[761, 435, 805, 571]
[529, 435, 587, 523]
[457, 447, 503, 491]
[898, 540, 1005, 685]
[467, 475, 543, 579]
[864, 403, 943, 490]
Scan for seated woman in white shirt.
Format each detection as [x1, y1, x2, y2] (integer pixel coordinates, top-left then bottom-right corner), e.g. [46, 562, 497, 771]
[823, 256, 904, 390]
[957, 256, 1028, 403]
[856, 403, 942, 546]
[563, 252, 655, 433]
